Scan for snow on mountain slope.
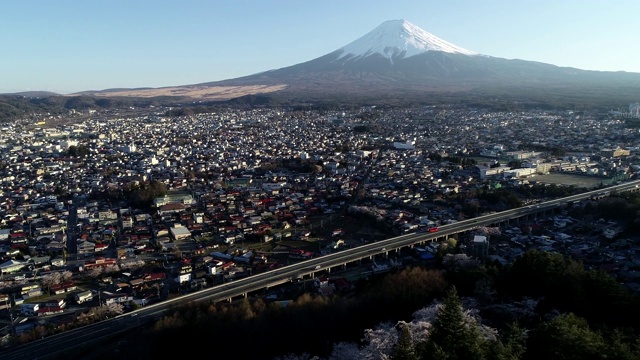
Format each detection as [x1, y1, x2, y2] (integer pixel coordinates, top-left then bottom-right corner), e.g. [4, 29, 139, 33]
[336, 19, 477, 62]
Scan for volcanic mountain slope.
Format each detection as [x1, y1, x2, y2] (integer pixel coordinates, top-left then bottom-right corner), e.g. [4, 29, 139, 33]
[207, 20, 638, 97]
[83, 19, 640, 105]
[206, 19, 487, 89]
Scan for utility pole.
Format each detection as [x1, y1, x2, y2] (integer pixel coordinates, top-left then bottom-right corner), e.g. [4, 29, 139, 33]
[7, 294, 15, 336]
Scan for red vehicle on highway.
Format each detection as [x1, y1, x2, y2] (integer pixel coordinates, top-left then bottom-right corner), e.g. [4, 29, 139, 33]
[427, 227, 439, 233]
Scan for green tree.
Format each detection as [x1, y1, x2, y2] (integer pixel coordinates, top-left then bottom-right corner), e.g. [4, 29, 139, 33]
[67, 144, 90, 157]
[603, 329, 640, 360]
[501, 250, 574, 300]
[353, 125, 369, 133]
[129, 301, 141, 310]
[367, 267, 447, 313]
[54, 185, 66, 196]
[418, 286, 486, 360]
[127, 179, 168, 208]
[391, 323, 418, 360]
[485, 322, 526, 360]
[507, 160, 522, 169]
[524, 313, 606, 360]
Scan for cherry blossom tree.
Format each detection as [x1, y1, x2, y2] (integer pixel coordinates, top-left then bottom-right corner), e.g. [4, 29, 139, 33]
[78, 302, 125, 324]
[441, 253, 481, 271]
[273, 353, 319, 360]
[325, 291, 502, 360]
[476, 226, 501, 237]
[119, 259, 145, 271]
[103, 302, 124, 316]
[348, 205, 387, 222]
[61, 270, 74, 282]
[0, 281, 9, 291]
[87, 266, 104, 278]
[358, 321, 398, 360]
[327, 342, 361, 360]
[41, 271, 63, 293]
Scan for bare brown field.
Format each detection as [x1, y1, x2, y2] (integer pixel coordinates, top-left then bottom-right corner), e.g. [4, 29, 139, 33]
[74, 84, 289, 100]
[533, 173, 605, 188]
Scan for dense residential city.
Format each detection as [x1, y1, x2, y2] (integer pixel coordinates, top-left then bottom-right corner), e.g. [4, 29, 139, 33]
[1, 103, 640, 352]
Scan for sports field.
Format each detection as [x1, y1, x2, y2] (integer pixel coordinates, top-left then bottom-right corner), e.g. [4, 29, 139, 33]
[533, 173, 605, 189]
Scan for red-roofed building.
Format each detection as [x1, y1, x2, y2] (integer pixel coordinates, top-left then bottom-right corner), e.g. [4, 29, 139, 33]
[143, 273, 166, 282]
[37, 306, 64, 316]
[82, 257, 117, 270]
[95, 243, 109, 252]
[50, 282, 77, 294]
[158, 203, 186, 215]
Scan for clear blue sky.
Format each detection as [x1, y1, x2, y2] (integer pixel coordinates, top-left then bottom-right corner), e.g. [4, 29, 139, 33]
[2, 0, 639, 94]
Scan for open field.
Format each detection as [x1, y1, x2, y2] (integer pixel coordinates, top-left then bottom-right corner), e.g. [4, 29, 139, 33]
[533, 173, 606, 188]
[73, 84, 288, 100]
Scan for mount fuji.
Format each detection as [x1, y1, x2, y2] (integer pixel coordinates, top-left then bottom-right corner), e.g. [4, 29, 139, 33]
[82, 19, 640, 107]
[203, 19, 492, 90]
[335, 19, 478, 61]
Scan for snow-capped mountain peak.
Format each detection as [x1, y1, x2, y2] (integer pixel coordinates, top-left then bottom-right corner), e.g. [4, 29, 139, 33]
[336, 19, 477, 61]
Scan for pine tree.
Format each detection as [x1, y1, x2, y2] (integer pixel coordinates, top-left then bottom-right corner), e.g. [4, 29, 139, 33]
[418, 285, 486, 360]
[485, 322, 526, 360]
[391, 323, 418, 360]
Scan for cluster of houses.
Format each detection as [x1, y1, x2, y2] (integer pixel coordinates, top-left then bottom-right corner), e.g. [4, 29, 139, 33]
[470, 208, 640, 294]
[1, 104, 640, 338]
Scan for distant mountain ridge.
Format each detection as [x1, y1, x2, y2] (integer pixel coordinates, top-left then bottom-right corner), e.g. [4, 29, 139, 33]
[5, 91, 61, 97]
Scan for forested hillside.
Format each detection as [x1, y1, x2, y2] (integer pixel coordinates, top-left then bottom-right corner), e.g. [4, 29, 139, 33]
[56, 248, 639, 360]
